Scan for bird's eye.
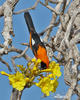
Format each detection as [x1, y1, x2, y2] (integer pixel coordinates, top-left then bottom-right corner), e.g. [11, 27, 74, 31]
[32, 38, 35, 45]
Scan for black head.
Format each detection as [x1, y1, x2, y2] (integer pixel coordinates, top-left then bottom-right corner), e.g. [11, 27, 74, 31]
[40, 61, 47, 70]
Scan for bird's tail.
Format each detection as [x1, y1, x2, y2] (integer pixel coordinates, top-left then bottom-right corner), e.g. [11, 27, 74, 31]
[24, 12, 36, 33]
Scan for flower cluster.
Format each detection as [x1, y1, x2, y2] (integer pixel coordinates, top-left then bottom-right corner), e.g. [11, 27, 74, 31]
[0, 58, 61, 96]
[35, 61, 61, 96]
[36, 77, 58, 96]
[0, 71, 29, 91]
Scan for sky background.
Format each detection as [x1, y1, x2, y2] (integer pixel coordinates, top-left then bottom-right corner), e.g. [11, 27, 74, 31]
[0, 0, 78, 100]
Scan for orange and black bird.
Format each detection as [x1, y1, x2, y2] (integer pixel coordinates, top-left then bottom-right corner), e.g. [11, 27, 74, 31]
[24, 12, 49, 69]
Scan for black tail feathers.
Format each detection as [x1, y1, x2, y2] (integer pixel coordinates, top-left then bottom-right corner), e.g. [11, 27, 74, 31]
[24, 12, 36, 33]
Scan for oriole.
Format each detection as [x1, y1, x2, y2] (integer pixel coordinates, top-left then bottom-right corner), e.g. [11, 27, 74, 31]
[24, 12, 49, 69]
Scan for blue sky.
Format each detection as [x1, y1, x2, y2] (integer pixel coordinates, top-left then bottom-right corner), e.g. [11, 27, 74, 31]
[0, 0, 78, 100]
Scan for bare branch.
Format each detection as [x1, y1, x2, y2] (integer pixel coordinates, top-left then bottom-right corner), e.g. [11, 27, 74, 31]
[64, 8, 80, 47]
[48, 0, 59, 4]
[13, 0, 40, 15]
[0, 57, 12, 72]
[0, 0, 19, 55]
[10, 88, 22, 100]
[40, 1, 60, 15]
[11, 47, 29, 72]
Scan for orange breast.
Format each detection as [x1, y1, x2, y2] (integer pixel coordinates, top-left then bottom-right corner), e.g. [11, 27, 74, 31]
[35, 45, 49, 68]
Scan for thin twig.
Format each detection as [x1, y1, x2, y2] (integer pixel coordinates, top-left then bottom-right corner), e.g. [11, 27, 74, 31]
[13, 0, 40, 15]
[0, 57, 12, 72]
[11, 47, 29, 72]
[40, 1, 60, 15]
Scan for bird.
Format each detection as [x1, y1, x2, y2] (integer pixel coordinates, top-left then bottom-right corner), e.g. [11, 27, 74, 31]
[24, 12, 49, 69]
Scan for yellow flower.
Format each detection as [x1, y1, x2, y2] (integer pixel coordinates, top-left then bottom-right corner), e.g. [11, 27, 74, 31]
[53, 66, 61, 77]
[31, 58, 36, 62]
[1, 71, 29, 91]
[0, 71, 9, 76]
[51, 79, 58, 93]
[9, 71, 30, 91]
[27, 62, 31, 67]
[36, 77, 50, 96]
[48, 74, 54, 78]
[37, 59, 41, 63]
[32, 66, 37, 71]
[33, 59, 41, 68]
[40, 69, 51, 73]
[49, 61, 61, 78]
[17, 65, 25, 72]
[31, 59, 41, 75]
[49, 61, 56, 69]
[35, 77, 58, 96]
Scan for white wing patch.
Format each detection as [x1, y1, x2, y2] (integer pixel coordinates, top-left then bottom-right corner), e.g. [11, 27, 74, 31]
[32, 38, 35, 45]
[40, 37, 43, 42]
